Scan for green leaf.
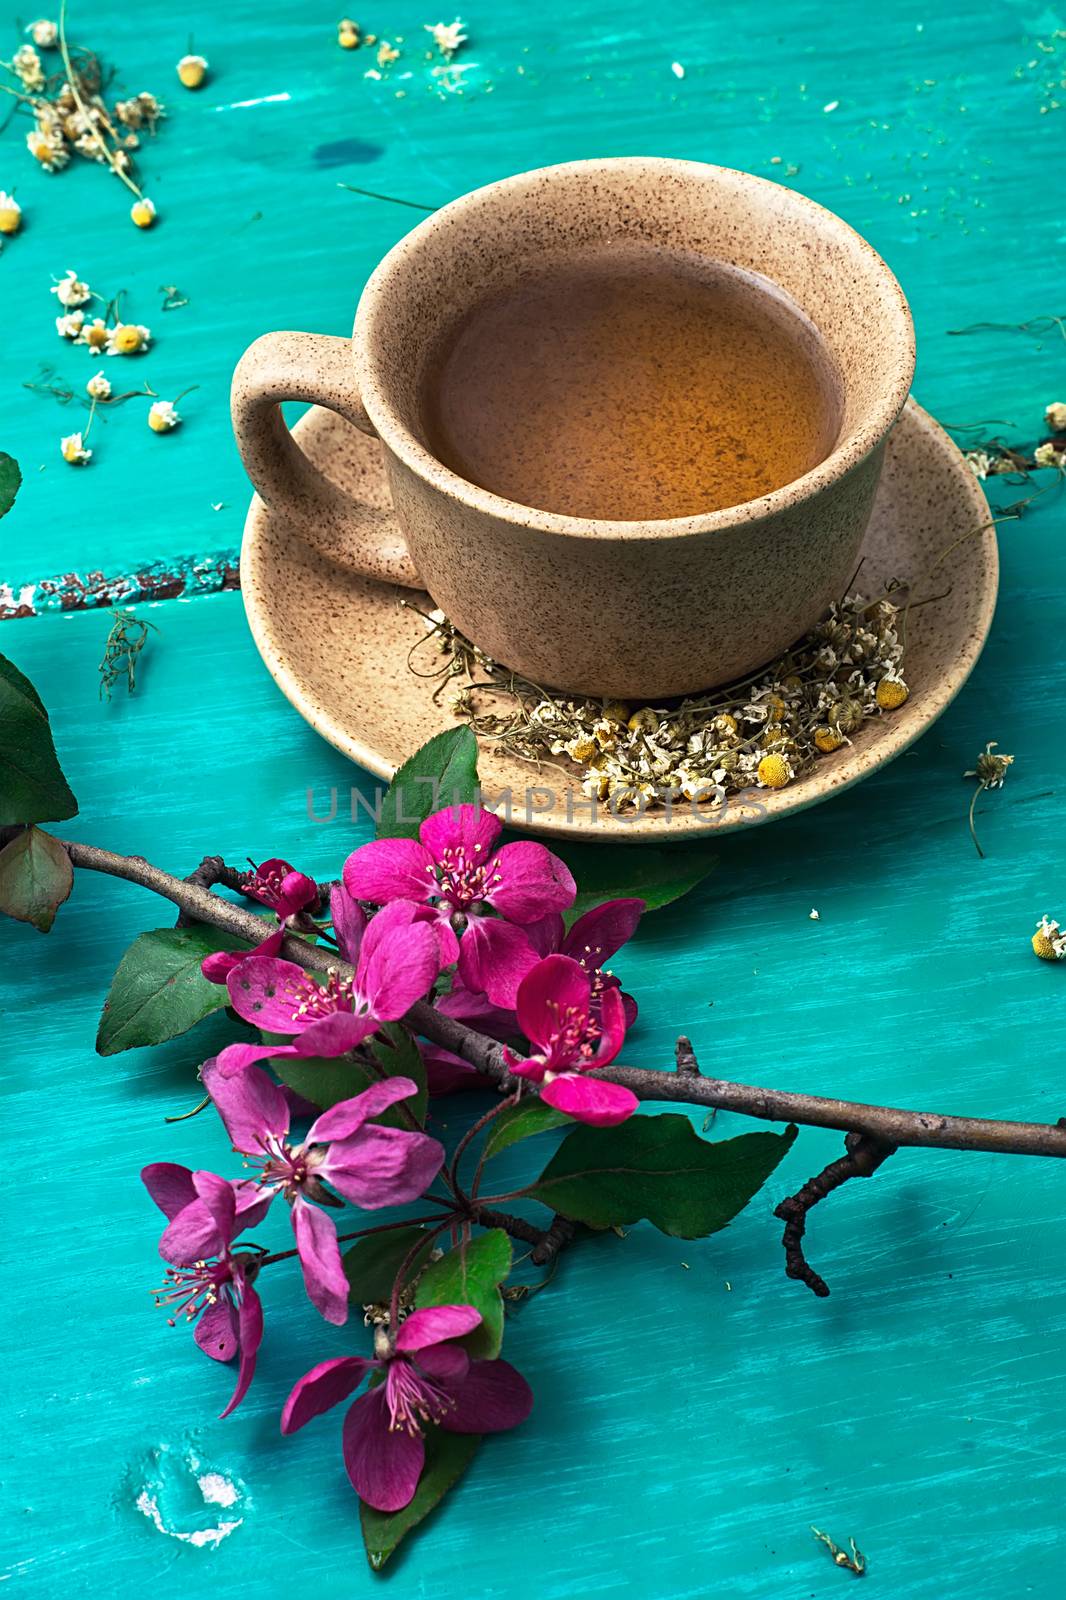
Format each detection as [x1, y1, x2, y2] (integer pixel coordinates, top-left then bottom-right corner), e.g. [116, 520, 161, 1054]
[0, 453, 20, 519]
[483, 1098, 572, 1161]
[96, 925, 247, 1054]
[529, 1115, 797, 1238]
[0, 652, 78, 826]
[272, 1022, 427, 1129]
[549, 839, 717, 923]
[360, 1428, 480, 1571]
[343, 1225, 436, 1305]
[377, 726, 479, 840]
[0, 826, 73, 932]
[415, 1228, 511, 1358]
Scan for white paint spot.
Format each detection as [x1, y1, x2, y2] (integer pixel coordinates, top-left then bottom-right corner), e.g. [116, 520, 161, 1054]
[126, 1440, 248, 1549]
[135, 1489, 242, 1549]
[823, 99, 839, 112]
[198, 1472, 240, 1509]
[211, 91, 291, 112]
[671, 61, 685, 79]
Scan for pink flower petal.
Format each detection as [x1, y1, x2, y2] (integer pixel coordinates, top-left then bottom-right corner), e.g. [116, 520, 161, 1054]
[201, 924, 287, 984]
[158, 1198, 228, 1264]
[590, 983, 627, 1067]
[305, 1076, 420, 1145]
[320, 1124, 444, 1209]
[515, 954, 592, 1050]
[415, 1340, 470, 1383]
[294, 1011, 377, 1057]
[419, 802, 502, 863]
[292, 1199, 350, 1325]
[540, 1073, 638, 1127]
[343, 837, 435, 906]
[421, 1046, 484, 1096]
[357, 901, 442, 1019]
[277, 870, 318, 917]
[486, 841, 576, 924]
[457, 916, 540, 1008]
[343, 1385, 426, 1512]
[226, 956, 311, 1031]
[141, 1162, 195, 1220]
[203, 1059, 290, 1156]
[329, 882, 367, 964]
[233, 1179, 273, 1231]
[194, 1298, 238, 1363]
[395, 1304, 482, 1352]
[212, 1040, 293, 1077]
[435, 982, 516, 1037]
[281, 1355, 374, 1433]
[562, 897, 644, 967]
[522, 911, 566, 957]
[191, 1170, 237, 1243]
[219, 1279, 264, 1419]
[442, 1358, 534, 1434]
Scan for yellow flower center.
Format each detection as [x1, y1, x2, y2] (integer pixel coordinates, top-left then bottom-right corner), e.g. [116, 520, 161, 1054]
[113, 325, 142, 353]
[876, 678, 909, 711]
[757, 754, 792, 789]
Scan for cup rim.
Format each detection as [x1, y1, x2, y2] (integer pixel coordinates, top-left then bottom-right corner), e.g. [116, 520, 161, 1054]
[352, 156, 916, 541]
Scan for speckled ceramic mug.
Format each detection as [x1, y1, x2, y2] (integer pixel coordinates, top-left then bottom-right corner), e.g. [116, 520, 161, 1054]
[232, 157, 914, 698]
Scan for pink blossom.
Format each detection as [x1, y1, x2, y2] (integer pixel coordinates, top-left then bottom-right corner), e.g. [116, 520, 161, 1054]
[439, 896, 645, 1022]
[200, 1067, 444, 1324]
[142, 1163, 272, 1416]
[218, 898, 442, 1062]
[506, 953, 638, 1126]
[281, 1305, 532, 1511]
[201, 858, 320, 983]
[342, 806, 576, 1006]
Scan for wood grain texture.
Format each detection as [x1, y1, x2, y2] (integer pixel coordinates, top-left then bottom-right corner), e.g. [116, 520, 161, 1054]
[1, 0, 1064, 1594]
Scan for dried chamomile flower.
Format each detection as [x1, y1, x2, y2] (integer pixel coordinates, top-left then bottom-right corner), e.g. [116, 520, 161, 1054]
[86, 370, 111, 400]
[1033, 441, 1064, 470]
[376, 40, 400, 66]
[105, 321, 151, 356]
[60, 431, 92, 465]
[965, 741, 1014, 790]
[13, 44, 46, 91]
[27, 126, 68, 171]
[814, 725, 845, 753]
[965, 449, 992, 480]
[338, 18, 361, 48]
[115, 92, 164, 130]
[425, 18, 468, 57]
[147, 399, 181, 432]
[56, 309, 85, 339]
[130, 196, 157, 228]
[176, 54, 208, 89]
[875, 672, 909, 710]
[757, 752, 793, 789]
[51, 268, 91, 308]
[1046, 401, 1066, 433]
[1032, 916, 1066, 962]
[77, 316, 110, 351]
[26, 19, 59, 49]
[0, 191, 22, 235]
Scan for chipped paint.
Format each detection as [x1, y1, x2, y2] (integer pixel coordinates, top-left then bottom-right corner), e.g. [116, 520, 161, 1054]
[126, 1441, 248, 1549]
[0, 551, 240, 620]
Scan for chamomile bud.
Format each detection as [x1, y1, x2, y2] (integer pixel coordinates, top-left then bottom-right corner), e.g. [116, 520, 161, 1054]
[601, 700, 629, 726]
[27, 19, 58, 49]
[875, 673, 909, 711]
[177, 53, 208, 89]
[86, 371, 111, 401]
[757, 753, 793, 789]
[60, 431, 92, 465]
[338, 18, 361, 47]
[813, 725, 845, 753]
[1034, 441, 1063, 470]
[0, 191, 22, 235]
[148, 399, 181, 432]
[130, 196, 157, 229]
[627, 708, 659, 733]
[1032, 917, 1066, 961]
[1045, 401, 1066, 434]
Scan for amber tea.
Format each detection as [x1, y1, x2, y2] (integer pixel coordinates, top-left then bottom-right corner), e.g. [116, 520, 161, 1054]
[419, 243, 842, 521]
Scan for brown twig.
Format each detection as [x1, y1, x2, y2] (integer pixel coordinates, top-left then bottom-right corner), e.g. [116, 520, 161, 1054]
[530, 1215, 579, 1266]
[15, 834, 1066, 1162]
[675, 1035, 701, 1075]
[774, 1133, 897, 1297]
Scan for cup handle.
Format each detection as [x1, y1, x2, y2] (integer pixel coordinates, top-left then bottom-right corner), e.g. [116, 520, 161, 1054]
[231, 331, 422, 587]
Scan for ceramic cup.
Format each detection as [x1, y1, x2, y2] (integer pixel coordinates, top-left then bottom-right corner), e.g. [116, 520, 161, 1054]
[232, 157, 915, 698]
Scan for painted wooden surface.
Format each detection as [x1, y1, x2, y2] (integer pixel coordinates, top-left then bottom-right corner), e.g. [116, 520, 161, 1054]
[1, 0, 1064, 1595]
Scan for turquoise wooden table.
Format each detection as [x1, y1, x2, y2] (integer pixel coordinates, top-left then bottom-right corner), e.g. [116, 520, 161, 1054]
[2, 1, 1064, 1594]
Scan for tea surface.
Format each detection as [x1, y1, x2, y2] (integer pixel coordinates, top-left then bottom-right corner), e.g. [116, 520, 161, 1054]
[420, 244, 841, 520]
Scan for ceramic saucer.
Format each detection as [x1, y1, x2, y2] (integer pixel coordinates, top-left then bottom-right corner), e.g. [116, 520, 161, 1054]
[240, 399, 997, 843]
